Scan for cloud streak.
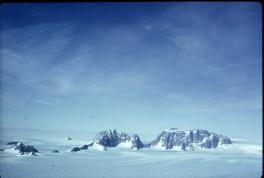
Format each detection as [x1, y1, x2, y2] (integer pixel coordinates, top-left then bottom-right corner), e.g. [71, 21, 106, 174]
[0, 3, 261, 139]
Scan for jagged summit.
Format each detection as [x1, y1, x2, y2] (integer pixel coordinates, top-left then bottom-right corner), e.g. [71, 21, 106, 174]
[94, 129, 130, 147]
[94, 129, 144, 150]
[150, 128, 232, 151]
[69, 128, 232, 152]
[70, 129, 144, 152]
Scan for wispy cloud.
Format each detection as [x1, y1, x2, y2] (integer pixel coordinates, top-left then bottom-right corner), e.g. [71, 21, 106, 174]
[0, 3, 261, 139]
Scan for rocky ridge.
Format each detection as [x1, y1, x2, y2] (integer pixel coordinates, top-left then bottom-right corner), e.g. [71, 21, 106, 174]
[150, 128, 232, 151]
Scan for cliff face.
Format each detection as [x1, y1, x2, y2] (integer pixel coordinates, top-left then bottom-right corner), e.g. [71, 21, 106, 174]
[94, 129, 144, 150]
[150, 128, 232, 150]
[71, 128, 232, 152]
[131, 134, 144, 150]
[94, 129, 130, 147]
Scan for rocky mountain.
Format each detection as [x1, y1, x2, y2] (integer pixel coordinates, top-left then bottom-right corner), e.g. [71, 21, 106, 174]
[94, 129, 144, 150]
[69, 128, 232, 152]
[131, 134, 144, 150]
[2, 128, 233, 156]
[6, 142, 39, 155]
[150, 128, 232, 151]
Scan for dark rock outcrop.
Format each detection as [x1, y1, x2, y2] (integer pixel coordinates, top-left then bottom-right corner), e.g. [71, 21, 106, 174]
[71, 142, 94, 152]
[80, 145, 89, 150]
[94, 129, 144, 150]
[71, 147, 81, 152]
[52, 150, 59, 153]
[131, 134, 144, 150]
[219, 136, 232, 144]
[94, 129, 130, 147]
[80, 142, 94, 150]
[65, 137, 72, 140]
[150, 128, 232, 151]
[13, 143, 39, 155]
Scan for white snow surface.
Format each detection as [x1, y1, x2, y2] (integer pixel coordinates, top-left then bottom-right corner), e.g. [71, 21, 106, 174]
[0, 128, 262, 178]
[117, 140, 133, 148]
[90, 142, 106, 151]
[151, 139, 166, 150]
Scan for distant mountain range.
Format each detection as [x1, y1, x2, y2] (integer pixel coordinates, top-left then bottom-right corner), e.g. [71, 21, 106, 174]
[71, 128, 232, 152]
[3, 128, 232, 155]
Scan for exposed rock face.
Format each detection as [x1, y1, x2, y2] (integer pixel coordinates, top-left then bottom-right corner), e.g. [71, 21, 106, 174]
[80, 144, 89, 150]
[94, 129, 144, 150]
[71, 147, 81, 152]
[52, 150, 59, 153]
[219, 136, 232, 144]
[70, 128, 231, 152]
[13, 143, 39, 155]
[80, 142, 94, 150]
[150, 128, 232, 151]
[94, 129, 130, 147]
[131, 134, 144, 150]
[70, 142, 96, 152]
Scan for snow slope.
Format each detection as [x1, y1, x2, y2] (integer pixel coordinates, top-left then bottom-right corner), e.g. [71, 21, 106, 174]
[0, 128, 262, 178]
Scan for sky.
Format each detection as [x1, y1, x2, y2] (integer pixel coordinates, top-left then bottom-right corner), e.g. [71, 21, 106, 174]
[0, 2, 262, 140]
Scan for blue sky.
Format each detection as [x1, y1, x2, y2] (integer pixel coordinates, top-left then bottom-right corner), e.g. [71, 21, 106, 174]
[0, 2, 262, 139]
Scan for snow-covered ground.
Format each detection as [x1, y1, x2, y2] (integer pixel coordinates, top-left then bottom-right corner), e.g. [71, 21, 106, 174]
[0, 128, 262, 178]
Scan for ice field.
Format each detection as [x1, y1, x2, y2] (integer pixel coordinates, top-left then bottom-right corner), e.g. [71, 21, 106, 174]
[0, 128, 262, 178]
